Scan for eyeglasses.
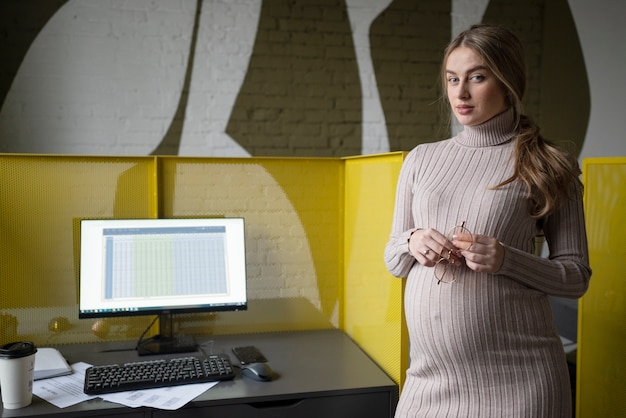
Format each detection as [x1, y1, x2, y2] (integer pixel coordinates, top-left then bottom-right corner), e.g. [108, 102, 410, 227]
[434, 221, 473, 284]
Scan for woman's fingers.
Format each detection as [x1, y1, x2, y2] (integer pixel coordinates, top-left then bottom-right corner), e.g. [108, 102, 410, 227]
[454, 234, 504, 273]
[410, 228, 462, 266]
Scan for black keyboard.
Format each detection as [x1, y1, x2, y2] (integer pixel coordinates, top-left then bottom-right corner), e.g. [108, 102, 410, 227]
[84, 355, 235, 395]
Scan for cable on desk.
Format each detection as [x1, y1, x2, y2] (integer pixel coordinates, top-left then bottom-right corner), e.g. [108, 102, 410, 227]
[135, 315, 159, 352]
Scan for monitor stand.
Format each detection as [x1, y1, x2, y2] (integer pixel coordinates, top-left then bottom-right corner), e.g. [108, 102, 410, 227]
[137, 312, 197, 356]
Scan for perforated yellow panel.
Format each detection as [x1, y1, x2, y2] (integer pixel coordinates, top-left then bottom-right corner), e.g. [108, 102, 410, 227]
[343, 153, 407, 387]
[578, 157, 626, 417]
[158, 156, 343, 334]
[0, 155, 157, 346]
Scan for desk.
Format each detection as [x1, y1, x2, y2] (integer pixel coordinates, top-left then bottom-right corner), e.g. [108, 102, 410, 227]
[1, 329, 398, 417]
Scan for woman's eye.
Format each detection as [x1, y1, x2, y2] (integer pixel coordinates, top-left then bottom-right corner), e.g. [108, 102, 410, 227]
[448, 77, 459, 84]
[470, 74, 485, 82]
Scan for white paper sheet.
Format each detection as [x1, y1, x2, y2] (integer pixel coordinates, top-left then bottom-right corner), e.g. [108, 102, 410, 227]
[33, 362, 97, 408]
[99, 381, 219, 410]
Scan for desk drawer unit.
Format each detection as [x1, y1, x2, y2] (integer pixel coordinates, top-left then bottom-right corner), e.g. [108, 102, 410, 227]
[153, 391, 394, 418]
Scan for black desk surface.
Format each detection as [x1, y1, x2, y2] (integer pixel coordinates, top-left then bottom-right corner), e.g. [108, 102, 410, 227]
[1, 329, 398, 417]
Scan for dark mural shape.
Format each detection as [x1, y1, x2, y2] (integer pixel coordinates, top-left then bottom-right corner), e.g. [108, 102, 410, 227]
[482, 0, 590, 156]
[225, 0, 362, 157]
[151, 0, 203, 156]
[370, 0, 452, 151]
[537, 0, 590, 157]
[0, 0, 69, 111]
[225, 0, 362, 320]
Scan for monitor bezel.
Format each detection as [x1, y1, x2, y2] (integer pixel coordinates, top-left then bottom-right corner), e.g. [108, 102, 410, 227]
[77, 217, 248, 320]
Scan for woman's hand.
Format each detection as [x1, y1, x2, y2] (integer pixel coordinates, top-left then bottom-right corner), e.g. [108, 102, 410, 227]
[453, 232, 504, 274]
[408, 228, 463, 267]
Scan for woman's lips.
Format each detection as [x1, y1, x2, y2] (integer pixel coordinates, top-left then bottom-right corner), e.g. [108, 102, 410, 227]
[456, 105, 473, 115]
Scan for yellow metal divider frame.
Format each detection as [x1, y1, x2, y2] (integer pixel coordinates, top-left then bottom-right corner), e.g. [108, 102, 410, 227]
[343, 153, 408, 388]
[578, 157, 626, 417]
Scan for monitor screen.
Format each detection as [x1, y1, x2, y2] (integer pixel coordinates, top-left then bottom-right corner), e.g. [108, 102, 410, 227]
[78, 218, 248, 319]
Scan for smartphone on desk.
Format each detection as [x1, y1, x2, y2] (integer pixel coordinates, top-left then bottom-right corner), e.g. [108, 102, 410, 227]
[232, 345, 268, 364]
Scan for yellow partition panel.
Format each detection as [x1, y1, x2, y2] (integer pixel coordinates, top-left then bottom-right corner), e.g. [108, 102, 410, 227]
[157, 157, 343, 334]
[343, 153, 408, 387]
[0, 155, 157, 346]
[578, 157, 626, 417]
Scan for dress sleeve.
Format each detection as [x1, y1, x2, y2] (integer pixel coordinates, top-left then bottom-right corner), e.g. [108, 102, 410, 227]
[497, 179, 592, 298]
[384, 149, 419, 278]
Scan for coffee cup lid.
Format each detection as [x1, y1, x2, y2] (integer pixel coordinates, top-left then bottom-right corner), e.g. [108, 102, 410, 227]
[0, 341, 37, 359]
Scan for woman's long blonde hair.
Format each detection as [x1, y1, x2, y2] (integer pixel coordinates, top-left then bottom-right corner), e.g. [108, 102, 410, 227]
[442, 24, 581, 219]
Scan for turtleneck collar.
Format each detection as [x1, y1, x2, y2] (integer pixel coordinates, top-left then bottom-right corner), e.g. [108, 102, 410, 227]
[454, 107, 518, 147]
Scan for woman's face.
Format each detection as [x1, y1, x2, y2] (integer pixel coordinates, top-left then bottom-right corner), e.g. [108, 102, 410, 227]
[445, 46, 508, 126]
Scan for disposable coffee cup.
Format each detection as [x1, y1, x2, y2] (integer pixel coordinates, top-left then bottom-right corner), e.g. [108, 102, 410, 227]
[0, 341, 37, 409]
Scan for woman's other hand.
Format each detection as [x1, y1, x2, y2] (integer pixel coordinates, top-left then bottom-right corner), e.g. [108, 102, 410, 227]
[453, 233, 504, 274]
[408, 228, 463, 267]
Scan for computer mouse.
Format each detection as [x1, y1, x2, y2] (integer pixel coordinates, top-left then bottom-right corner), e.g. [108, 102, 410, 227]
[241, 362, 273, 382]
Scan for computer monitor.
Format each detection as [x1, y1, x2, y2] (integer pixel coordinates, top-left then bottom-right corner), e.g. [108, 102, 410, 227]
[78, 217, 247, 354]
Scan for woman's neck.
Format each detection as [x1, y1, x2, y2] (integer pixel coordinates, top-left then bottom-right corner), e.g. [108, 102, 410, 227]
[455, 108, 517, 147]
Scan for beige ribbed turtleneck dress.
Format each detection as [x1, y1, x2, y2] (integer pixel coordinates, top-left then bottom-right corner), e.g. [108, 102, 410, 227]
[384, 109, 591, 418]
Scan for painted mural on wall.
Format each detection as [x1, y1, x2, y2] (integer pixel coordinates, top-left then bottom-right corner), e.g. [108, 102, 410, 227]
[0, 0, 591, 158]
